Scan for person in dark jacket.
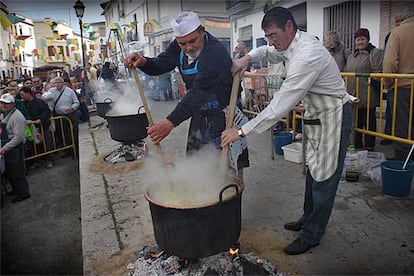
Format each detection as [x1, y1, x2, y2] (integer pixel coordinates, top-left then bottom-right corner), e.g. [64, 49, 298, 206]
[20, 86, 54, 168]
[343, 28, 383, 151]
[101, 61, 116, 83]
[124, 11, 249, 173]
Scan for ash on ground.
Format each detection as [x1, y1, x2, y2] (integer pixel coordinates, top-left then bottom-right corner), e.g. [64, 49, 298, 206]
[127, 245, 282, 276]
[104, 142, 147, 164]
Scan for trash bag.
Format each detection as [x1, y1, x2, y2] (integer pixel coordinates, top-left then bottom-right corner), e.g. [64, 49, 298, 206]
[363, 151, 386, 185]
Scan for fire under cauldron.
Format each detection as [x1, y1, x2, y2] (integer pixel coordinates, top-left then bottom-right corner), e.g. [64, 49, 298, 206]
[105, 106, 149, 144]
[95, 97, 113, 118]
[144, 174, 244, 259]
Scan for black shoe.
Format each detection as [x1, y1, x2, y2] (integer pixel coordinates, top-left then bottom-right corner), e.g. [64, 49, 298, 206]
[11, 194, 31, 203]
[284, 237, 319, 255]
[380, 139, 393, 145]
[284, 221, 304, 231]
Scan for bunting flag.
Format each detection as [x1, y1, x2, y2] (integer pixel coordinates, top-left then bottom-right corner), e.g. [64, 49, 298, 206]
[89, 31, 98, 41]
[149, 19, 161, 29]
[8, 15, 24, 24]
[41, 38, 47, 47]
[43, 18, 57, 30]
[204, 18, 230, 29]
[130, 21, 137, 29]
[0, 14, 12, 30]
[14, 40, 20, 48]
[53, 32, 60, 40]
[109, 22, 120, 30]
[82, 22, 91, 30]
[74, 53, 80, 62]
[14, 48, 20, 57]
[0, 14, 24, 30]
[14, 35, 31, 40]
[46, 39, 52, 46]
[19, 40, 26, 48]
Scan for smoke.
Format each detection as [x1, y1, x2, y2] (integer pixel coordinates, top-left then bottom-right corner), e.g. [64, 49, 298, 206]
[142, 145, 238, 207]
[92, 79, 143, 116]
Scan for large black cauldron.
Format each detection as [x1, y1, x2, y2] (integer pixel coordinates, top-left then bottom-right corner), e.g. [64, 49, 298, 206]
[95, 98, 112, 118]
[144, 175, 244, 259]
[105, 106, 149, 143]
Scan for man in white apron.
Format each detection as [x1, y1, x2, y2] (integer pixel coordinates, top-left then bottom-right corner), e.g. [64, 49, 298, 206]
[221, 7, 352, 255]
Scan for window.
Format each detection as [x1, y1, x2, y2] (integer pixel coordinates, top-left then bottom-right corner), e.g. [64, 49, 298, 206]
[99, 26, 106, 37]
[324, 0, 361, 51]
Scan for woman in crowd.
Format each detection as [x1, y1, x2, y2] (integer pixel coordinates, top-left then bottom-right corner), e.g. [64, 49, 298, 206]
[343, 28, 383, 151]
[324, 30, 351, 71]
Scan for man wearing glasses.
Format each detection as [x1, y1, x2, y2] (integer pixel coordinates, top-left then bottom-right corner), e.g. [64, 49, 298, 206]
[222, 7, 352, 255]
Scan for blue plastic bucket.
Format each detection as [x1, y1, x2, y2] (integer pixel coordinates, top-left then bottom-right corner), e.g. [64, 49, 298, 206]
[381, 161, 414, 197]
[273, 131, 292, 155]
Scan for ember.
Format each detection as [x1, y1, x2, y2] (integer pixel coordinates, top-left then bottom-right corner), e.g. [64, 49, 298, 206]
[104, 141, 146, 164]
[128, 245, 282, 276]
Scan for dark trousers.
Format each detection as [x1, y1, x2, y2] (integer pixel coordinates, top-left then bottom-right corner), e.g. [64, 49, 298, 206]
[394, 87, 414, 161]
[299, 103, 352, 245]
[384, 91, 394, 135]
[354, 107, 376, 149]
[4, 144, 30, 197]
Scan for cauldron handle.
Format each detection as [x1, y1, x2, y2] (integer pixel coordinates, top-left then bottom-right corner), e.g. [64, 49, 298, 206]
[104, 98, 112, 103]
[138, 106, 145, 114]
[219, 184, 239, 202]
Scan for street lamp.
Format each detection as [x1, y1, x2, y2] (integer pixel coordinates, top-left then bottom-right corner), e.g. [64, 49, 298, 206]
[74, 0, 86, 75]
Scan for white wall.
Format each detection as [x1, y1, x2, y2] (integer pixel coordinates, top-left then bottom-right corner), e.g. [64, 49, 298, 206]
[307, 0, 381, 47]
[360, 1, 381, 47]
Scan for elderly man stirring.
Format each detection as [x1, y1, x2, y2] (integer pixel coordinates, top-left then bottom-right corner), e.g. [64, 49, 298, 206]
[124, 11, 249, 173]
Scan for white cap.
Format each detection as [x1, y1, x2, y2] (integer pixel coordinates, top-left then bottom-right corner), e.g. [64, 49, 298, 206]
[0, 93, 15, 104]
[171, 11, 201, 37]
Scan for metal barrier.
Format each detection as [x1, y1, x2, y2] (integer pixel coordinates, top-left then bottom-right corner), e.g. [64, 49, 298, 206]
[241, 72, 414, 163]
[341, 72, 414, 146]
[25, 115, 77, 161]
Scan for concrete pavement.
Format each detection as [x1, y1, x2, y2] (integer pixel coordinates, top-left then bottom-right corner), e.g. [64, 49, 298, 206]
[80, 99, 414, 275]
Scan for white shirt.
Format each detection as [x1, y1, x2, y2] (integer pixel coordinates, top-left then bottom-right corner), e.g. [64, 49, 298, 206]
[42, 86, 80, 115]
[242, 31, 350, 135]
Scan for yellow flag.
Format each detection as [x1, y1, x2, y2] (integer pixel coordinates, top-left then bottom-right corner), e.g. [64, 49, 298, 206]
[46, 39, 52, 46]
[20, 40, 26, 48]
[0, 14, 12, 30]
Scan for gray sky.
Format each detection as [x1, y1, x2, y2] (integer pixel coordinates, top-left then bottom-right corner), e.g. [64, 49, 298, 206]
[3, 0, 105, 33]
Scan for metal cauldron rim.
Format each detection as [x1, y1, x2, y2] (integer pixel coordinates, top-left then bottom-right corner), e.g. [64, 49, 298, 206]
[144, 173, 244, 210]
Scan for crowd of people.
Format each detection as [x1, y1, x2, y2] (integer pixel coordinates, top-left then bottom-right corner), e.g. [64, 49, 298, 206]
[1, 5, 413, 257]
[0, 73, 85, 206]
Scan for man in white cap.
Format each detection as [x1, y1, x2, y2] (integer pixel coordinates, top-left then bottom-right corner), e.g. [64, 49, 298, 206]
[0, 93, 31, 203]
[124, 11, 249, 173]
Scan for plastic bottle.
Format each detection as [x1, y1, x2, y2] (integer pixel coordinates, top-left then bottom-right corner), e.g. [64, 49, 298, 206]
[345, 144, 360, 182]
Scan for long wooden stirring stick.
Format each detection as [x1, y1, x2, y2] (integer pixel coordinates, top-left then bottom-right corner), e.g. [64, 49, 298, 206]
[220, 73, 241, 170]
[131, 67, 166, 164]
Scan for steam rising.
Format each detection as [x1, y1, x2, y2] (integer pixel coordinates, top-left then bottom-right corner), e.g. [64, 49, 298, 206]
[92, 79, 143, 116]
[143, 146, 237, 207]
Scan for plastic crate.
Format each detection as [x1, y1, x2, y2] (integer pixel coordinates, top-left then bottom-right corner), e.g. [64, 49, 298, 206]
[281, 142, 303, 163]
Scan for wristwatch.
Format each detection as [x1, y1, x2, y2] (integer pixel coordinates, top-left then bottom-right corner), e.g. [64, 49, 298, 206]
[237, 128, 245, 137]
